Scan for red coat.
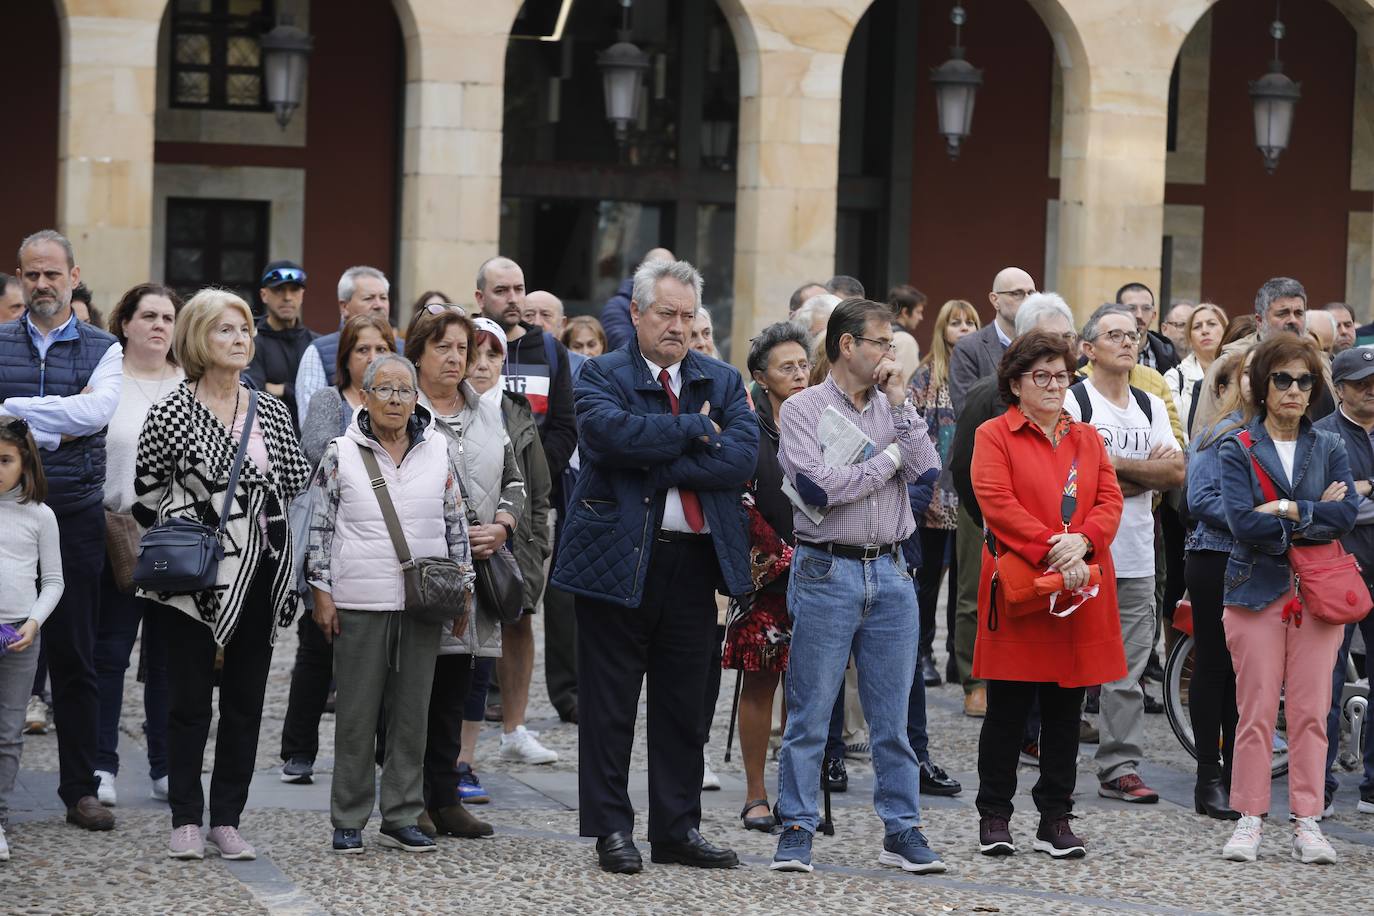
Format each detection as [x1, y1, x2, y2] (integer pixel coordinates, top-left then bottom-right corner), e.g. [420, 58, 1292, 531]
[971, 406, 1128, 688]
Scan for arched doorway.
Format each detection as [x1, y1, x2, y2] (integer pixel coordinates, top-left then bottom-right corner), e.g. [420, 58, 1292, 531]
[501, 0, 741, 356]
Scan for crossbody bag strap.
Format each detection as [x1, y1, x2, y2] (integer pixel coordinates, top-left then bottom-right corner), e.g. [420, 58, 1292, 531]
[1237, 429, 1280, 503]
[217, 390, 259, 534]
[357, 441, 415, 569]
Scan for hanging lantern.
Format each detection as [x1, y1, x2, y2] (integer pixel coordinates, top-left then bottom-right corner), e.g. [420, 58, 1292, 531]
[597, 0, 649, 144]
[700, 91, 735, 168]
[929, 5, 983, 160]
[1249, 17, 1300, 174]
[260, 15, 313, 129]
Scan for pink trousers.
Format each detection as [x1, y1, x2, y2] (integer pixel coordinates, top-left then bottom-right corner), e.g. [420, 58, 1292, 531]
[1224, 590, 1344, 818]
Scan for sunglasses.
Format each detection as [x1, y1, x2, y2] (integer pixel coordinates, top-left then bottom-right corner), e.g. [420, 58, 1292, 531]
[1270, 371, 1315, 392]
[424, 303, 467, 316]
[261, 267, 307, 287]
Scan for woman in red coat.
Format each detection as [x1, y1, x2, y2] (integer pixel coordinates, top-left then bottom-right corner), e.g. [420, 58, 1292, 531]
[970, 328, 1127, 861]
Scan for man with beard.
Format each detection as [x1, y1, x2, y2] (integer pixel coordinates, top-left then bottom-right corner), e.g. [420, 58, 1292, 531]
[0, 230, 121, 831]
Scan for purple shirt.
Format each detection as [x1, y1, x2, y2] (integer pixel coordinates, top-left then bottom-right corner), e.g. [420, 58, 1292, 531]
[778, 375, 940, 546]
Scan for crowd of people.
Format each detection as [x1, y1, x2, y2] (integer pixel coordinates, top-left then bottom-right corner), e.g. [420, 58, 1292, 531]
[0, 227, 1369, 878]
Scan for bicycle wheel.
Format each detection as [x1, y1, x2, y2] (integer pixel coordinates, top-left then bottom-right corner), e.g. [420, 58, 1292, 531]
[1164, 634, 1197, 761]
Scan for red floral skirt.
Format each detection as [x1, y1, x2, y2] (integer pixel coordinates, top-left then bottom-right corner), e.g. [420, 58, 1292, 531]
[721, 591, 791, 673]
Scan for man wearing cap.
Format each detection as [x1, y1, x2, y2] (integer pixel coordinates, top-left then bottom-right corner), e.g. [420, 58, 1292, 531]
[1314, 346, 1374, 816]
[247, 260, 317, 430]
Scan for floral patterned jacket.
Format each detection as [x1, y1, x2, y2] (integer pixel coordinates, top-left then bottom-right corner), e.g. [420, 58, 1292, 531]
[909, 364, 959, 529]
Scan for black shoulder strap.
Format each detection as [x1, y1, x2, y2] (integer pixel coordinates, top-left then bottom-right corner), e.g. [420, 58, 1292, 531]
[1129, 385, 1153, 423]
[1187, 378, 1203, 437]
[1069, 381, 1092, 423]
[217, 390, 258, 534]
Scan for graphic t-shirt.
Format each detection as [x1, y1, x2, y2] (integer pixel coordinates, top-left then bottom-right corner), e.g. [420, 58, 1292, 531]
[1064, 379, 1178, 579]
[503, 328, 556, 421]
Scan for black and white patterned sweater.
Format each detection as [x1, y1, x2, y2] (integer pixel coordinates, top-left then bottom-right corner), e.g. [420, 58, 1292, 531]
[132, 380, 311, 645]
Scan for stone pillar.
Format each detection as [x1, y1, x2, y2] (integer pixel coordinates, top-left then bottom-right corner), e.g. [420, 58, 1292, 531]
[394, 0, 521, 326]
[725, 1, 871, 364]
[56, 1, 162, 309]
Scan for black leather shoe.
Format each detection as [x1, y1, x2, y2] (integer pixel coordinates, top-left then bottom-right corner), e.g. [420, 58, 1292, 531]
[945, 655, 958, 684]
[739, 798, 776, 832]
[1142, 690, 1165, 715]
[650, 828, 739, 868]
[919, 654, 942, 687]
[378, 825, 436, 853]
[1194, 764, 1240, 820]
[920, 760, 962, 797]
[332, 828, 363, 853]
[595, 831, 643, 874]
[824, 757, 848, 793]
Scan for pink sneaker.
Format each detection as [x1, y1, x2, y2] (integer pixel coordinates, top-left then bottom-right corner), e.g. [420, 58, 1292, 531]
[1098, 773, 1159, 804]
[206, 825, 257, 860]
[167, 824, 204, 859]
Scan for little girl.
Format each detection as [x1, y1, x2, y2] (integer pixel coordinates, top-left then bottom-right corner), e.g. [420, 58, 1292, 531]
[0, 416, 64, 862]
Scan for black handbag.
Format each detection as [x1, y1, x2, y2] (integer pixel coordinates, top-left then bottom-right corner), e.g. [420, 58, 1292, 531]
[133, 391, 258, 594]
[358, 443, 471, 626]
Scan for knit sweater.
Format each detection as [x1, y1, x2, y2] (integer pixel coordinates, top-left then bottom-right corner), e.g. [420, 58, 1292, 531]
[0, 486, 63, 626]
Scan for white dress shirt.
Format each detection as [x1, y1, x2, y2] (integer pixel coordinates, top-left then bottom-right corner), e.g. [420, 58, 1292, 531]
[2, 313, 123, 451]
[644, 355, 711, 534]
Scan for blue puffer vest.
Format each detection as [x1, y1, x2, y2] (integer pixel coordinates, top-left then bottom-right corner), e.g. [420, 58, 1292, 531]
[313, 331, 341, 387]
[0, 319, 117, 515]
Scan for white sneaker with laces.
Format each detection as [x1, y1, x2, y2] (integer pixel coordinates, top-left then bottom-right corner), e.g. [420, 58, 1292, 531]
[1222, 815, 1263, 862]
[206, 825, 257, 860]
[95, 769, 117, 807]
[0, 823, 9, 861]
[702, 750, 721, 791]
[24, 696, 48, 735]
[1292, 816, 1338, 864]
[499, 725, 558, 765]
[151, 776, 169, 801]
[167, 824, 204, 860]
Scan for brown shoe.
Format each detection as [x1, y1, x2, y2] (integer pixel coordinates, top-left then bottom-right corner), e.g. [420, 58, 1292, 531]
[417, 809, 438, 838]
[67, 795, 115, 831]
[432, 802, 494, 838]
[963, 686, 987, 718]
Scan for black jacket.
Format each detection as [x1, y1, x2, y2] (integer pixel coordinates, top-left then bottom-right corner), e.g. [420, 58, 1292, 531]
[1313, 407, 1374, 588]
[504, 323, 577, 479]
[950, 375, 1007, 527]
[1141, 330, 1179, 375]
[247, 316, 317, 430]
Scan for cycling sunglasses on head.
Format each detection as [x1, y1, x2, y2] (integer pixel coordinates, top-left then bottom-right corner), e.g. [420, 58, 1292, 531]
[1270, 371, 1315, 392]
[261, 267, 307, 287]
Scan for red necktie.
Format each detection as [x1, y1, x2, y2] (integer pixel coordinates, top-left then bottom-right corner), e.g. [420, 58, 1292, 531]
[659, 368, 705, 533]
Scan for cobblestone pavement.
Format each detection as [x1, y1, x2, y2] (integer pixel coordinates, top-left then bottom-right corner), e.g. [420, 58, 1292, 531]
[9, 613, 1374, 915]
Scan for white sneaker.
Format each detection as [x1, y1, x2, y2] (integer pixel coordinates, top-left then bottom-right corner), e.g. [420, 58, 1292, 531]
[95, 770, 117, 807]
[702, 750, 721, 791]
[0, 823, 9, 861]
[24, 696, 48, 735]
[499, 725, 558, 765]
[1292, 816, 1338, 864]
[1222, 815, 1263, 862]
[151, 776, 169, 801]
[1358, 796, 1374, 815]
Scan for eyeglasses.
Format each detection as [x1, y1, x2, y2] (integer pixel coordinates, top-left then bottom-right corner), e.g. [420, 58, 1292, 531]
[1094, 328, 1141, 346]
[1162, 320, 1188, 331]
[1020, 370, 1072, 389]
[366, 385, 418, 402]
[773, 360, 811, 377]
[424, 303, 467, 316]
[853, 335, 896, 353]
[261, 267, 307, 287]
[994, 289, 1036, 301]
[1270, 371, 1315, 392]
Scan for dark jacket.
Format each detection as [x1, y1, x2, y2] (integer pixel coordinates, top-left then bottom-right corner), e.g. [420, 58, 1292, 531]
[504, 323, 577, 480]
[752, 397, 792, 595]
[949, 323, 1007, 415]
[247, 315, 317, 428]
[599, 278, 635, 351]
[1314, 408, 1374, 589]
[1217, 416, 1359, 610]
[550, 339, 759, 606]
[502, 391, 552, 611]
[950, 375, 1006, 527]
[1141, 329, 1179, 375]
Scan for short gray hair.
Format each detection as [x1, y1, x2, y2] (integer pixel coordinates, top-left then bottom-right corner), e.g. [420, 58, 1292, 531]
[747, 321, 811, 375]
[18, 229, 76, 269]
[1014, 292, 1074, 337]
[1081, 302, 1134, 342]
[1255, 277, 1306, 317]
[361, 353, 417, 390]
[632, 258, 703, 313]
[338, 265, 389, 303]
[791, 293, 841, 334]
[475, 255, 521, 292]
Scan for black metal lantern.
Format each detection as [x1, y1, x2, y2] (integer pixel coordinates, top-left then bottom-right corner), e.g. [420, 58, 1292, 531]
[700, 91, 735, 168]
[1249, 15, 1300, 174]
[260, 15, 313, 129]
[597, 0, 649, 144]
[929, 5, 983, 160]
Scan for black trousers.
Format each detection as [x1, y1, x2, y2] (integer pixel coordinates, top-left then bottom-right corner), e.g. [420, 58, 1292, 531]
[916, 526, 957, 658]
[703, 624, 725, 744]
[279, 614, 333, 762]
[1184, 550, 1237, 773]
[47, 504, 106, 806]
[576, 538, 718, 841]
[424, 653, 473, 810]
[976, 680, 1084, 819]
[543, 585, 578, 718]
[1161, 504, 1188, 621]
[163, 571, 275, 828]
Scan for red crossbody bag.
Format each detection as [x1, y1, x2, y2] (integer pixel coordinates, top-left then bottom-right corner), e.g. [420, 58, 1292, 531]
[1236, 430, 1372, 626]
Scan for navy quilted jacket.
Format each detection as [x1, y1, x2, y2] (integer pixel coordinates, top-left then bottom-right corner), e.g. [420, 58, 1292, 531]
[550, 339, 758, 607]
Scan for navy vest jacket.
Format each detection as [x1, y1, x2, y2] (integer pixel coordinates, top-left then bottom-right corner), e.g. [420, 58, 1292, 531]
[0, 319, 118, 515]
[314, 331, 341, 387]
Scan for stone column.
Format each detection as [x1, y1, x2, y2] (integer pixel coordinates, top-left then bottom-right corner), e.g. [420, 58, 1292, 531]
[393, 0, 521, 326]
[56, 1, 162, 309]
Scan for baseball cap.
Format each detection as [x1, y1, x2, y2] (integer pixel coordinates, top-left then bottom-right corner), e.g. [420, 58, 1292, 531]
[1331, 346, 1374, 383]
[261, 260, 307, 288]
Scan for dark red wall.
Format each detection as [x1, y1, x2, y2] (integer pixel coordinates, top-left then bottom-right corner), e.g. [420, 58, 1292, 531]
[0, 2, 60, 265]
[156, 0, 403, 331]
[908, 0, 1055, 350]
[1198, 0, 1356, 312]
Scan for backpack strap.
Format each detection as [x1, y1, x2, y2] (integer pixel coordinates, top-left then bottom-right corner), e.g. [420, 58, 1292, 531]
[1069, 381, 1092, 423]
[541, 330, 562, 383]
[1186, 378, 1203, 437]
[1128, 385, 1153, 423]
[1236, 429, 1280, 503]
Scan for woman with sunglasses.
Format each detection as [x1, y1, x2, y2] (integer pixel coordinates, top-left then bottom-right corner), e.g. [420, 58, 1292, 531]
[1215, 335, 1358, 864]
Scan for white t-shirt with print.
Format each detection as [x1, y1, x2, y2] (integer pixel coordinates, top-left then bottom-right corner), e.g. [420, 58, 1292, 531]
[1064, 378, 1178, 579]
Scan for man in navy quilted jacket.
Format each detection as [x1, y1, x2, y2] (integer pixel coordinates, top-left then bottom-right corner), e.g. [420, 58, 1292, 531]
[550, 257, 757, 875]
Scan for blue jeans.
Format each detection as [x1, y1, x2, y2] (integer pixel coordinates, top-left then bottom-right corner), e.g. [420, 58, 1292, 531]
[1324, 618, 1374, 799]
[779, 545, 923, 834]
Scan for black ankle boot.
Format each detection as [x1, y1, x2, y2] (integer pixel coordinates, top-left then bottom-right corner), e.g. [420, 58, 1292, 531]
[1195, 764, 1240, 820]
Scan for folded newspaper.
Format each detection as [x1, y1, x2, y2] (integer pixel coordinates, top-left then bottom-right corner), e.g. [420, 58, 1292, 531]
[781, 405, 877, 525]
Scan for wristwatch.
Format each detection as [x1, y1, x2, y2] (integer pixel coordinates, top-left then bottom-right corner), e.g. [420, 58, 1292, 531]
[1278, 498, 1290, 518]
[500, 522, 514, 541]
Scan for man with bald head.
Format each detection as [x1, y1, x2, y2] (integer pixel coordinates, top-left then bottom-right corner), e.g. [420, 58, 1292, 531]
[948, 267, 1036, 413]
[524, 290, 567, 337]
[601, 248, 675, 350]
[1307, 309, 1336, 355]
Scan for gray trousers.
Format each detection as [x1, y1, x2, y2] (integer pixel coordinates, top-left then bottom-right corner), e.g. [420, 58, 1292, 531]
[1095, 576, 1155, 782]
[953, 507, 984, 692]
[330, 610, 440, 831]
[0, 633, 41, 823]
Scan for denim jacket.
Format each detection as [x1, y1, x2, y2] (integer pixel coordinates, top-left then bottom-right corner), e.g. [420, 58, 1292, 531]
[1217, 416, 1359, 610]
[1184, 432, 1235, 554]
